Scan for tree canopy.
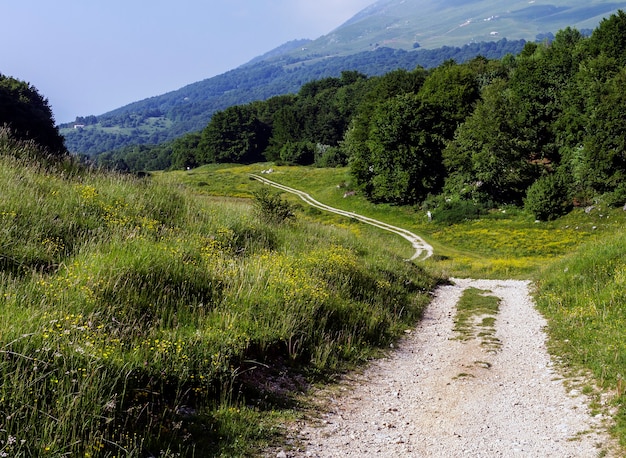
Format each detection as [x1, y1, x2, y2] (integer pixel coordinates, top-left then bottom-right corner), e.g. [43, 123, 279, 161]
[0, 74, 66, 156]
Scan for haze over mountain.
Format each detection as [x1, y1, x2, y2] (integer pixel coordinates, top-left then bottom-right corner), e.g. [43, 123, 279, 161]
[60, 0, 626, 155]
[295, 0, 626, 56]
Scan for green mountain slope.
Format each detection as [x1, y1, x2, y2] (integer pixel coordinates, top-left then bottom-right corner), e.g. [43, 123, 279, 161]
[299, 0, 626, 55]
[59, 40, 526, 155]
[59, 0, 626, 155]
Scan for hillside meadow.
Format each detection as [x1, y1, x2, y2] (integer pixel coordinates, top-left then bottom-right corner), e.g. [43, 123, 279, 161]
[2, 144, 626, 455]
[0, 137, 441, 456]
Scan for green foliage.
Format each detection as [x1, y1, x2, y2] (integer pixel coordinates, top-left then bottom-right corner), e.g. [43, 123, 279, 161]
[524, 172, 573, 221]
[279, 140, 316, 165]
[314, 144, 348, 168]
[443, 78, 540, 204]
[349, 60, 483, 205]
[0, 74, 66, 157]
[427, 198, 489, 225]
[199, 104, 270, 164]
[252, 187, 296, 224]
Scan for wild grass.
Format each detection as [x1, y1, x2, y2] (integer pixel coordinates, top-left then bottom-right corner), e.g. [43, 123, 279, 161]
[535, 230, 626, 446]
[182, 163, 626, 450]
[0, 143, 441, 456]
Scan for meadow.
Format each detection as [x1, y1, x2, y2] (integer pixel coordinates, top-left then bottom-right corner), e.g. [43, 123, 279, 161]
[0, 137, 440, 456]
[2, 145, 626, 455]
[176, 163, 626, 449]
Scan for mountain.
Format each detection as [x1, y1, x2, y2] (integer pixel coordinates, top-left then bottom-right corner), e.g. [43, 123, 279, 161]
[294, 0, 626, 56]
[59, 0, 626, 155]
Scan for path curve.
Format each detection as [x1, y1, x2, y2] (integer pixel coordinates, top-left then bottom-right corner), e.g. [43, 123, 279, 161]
[250, 174, 433, 261]
[276, 279, 616, 457]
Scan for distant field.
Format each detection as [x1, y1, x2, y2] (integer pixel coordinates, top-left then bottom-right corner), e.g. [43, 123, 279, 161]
[173, 164, 626, 279]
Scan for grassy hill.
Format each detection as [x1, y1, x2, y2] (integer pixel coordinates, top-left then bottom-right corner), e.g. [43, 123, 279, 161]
[299, 0, 626, 55]
[0, 136, 441, 456]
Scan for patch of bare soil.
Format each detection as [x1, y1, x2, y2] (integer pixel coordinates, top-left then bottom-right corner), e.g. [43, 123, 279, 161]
[273, 279, 618, 457]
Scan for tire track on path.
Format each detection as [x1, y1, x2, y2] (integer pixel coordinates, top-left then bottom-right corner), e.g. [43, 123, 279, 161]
[250, 174, 433, 261]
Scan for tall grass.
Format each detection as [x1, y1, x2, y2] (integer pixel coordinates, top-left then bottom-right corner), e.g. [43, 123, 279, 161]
[535, 230, 626, 445]
[0, 144, 440, 456]
[180, 163, 626, 450]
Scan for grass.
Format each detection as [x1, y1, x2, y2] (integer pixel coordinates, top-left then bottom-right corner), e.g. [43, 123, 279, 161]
[179, 163, 626, 451]
[0, 139, 442, 456]
[452, 288, 501, 353]
[535, 230, 626, 446]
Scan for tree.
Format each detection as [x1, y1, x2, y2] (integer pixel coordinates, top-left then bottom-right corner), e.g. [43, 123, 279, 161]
[525, 172, 572, 221]
[586, 10, 626, 67]
[0, 74, 66, 156]
[580, 67, 626, 193]
[198, 104, 269, 164]
[443, 79, 539, 204]
[171, 132, 201, 169]
[362, 94, 446, 205]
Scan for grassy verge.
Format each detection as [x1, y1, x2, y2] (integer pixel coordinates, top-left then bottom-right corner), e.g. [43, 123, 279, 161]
[0, 150, 441, 456]
[535, 231, 626, 446]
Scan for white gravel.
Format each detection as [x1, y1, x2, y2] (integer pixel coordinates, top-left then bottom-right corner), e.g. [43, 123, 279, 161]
[278, 279, 617, 457]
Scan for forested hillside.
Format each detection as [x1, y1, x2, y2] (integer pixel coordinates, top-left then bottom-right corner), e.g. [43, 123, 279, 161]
[135, 11, 626, 222]
[60, 39, 527, 155]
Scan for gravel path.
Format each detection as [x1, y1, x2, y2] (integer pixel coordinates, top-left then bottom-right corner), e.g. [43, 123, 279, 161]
[278, 278, 616, 457]
[250, 174, 433, 261]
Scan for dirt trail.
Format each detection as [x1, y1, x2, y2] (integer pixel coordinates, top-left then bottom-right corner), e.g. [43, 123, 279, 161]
[250, 178, 616, 456]
[276, 279, 616, 457]
[250, 174, 433, 261]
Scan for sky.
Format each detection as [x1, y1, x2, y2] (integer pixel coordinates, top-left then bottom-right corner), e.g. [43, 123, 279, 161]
[0, 1, 373, 123]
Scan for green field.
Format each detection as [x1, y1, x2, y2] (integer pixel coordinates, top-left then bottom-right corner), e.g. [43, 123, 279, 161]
[2, 144, 626, 455]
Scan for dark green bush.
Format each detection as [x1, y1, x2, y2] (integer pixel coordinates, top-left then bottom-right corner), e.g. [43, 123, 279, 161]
[429, 198, 487, 224]
[252, 187, 296, 224]
[278, 141, 316, 165]
[525, 172, 572, 221]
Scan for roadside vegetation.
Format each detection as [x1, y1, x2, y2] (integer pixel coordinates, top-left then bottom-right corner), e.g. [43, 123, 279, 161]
[0, 132, 441, 456]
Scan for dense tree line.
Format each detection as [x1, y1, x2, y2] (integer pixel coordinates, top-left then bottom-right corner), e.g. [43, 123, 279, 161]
[159, 12, 626, 220]
[63, 39, 527, 155]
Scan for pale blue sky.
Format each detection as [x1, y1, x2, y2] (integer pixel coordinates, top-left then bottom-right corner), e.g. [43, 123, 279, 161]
[0, 1, 373, 123]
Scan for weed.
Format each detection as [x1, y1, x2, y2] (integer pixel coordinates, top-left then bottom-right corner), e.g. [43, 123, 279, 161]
[453, 288, 501, 353]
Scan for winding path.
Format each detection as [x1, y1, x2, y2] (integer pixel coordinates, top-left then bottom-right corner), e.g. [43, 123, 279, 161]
[250, 174, 433, 261]
[281, 279, 616, 457]
[252, 174, 617, 457]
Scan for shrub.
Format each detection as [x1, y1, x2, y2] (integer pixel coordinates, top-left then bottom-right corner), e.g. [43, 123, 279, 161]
[314, 144, 349, 167]
[278, 141, 315, 165]
[252, 187, 296, 224]
[525, 172, 572, 221]
[425, 197, 488, 224]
